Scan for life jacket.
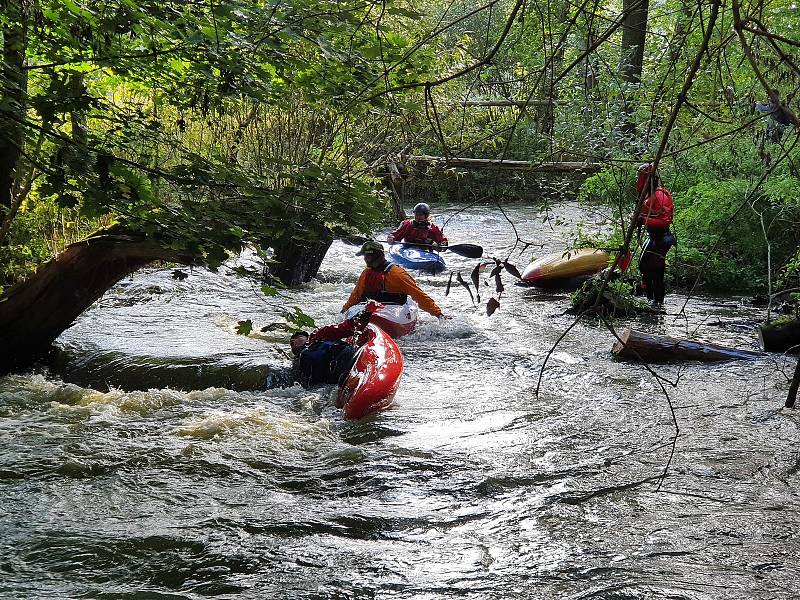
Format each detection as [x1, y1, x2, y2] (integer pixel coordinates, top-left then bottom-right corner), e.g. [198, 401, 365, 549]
[641, 188, 674, 229]
[402, 220, 437, 244]
[295, 340, 358, 386]
[360, 263, 407, 305]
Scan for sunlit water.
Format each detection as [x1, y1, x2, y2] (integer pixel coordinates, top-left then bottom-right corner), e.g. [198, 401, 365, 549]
[2, 203, 799, 599]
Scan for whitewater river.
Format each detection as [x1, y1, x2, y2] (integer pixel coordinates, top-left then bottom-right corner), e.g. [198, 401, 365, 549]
[1, 203, 799, 599]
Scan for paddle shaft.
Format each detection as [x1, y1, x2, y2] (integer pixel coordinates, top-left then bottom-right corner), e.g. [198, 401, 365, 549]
[339, 237, 483, 258]
[396, 241, 483, 258]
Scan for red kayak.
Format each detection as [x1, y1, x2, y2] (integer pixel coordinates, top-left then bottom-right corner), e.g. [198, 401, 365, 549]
[343, 299, 418, 338]
[336, 323, 404, 419]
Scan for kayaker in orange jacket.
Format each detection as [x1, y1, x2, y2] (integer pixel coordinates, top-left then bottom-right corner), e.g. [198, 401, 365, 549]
[343, 240, 445, 318]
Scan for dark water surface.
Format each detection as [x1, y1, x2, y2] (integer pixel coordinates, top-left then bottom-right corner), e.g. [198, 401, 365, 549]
[2, 203, 799, 599]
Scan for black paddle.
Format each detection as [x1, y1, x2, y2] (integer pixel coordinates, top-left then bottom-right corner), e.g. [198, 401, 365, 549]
[340, 236, 483, 259]
[397, 241, 483, 259]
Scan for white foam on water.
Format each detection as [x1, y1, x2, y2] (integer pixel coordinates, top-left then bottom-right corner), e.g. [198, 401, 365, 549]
[174, 402, 335, 449]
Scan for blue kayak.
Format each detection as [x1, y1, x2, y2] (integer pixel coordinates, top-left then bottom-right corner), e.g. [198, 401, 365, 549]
[388, 244, 446, 274]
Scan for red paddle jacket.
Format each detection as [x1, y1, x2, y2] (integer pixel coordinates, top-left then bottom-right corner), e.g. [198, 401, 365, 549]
[390, 220, 448, 245]
[310, 301, 385, 344]
[639, 188, 674, 229]
[309, 318, 359, 344]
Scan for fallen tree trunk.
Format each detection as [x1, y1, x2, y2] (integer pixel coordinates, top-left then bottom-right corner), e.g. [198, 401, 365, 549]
[759, 318, 800, 353]
[0, 228, 194, 375]
[612, 328, 764, 362]
[787, 357, 800, 409]
[404, 155, 601, 172]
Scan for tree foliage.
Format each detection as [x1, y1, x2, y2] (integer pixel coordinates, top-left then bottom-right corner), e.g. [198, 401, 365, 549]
[1, 0, 433, 287]
[2, 0, 800, 297]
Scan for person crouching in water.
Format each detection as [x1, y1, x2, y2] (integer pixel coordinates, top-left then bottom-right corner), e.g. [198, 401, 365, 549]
[288, 303, 380, 387]
[342, 240, 446, 319]
[635, 163, 676, 306]
[387, 202, 448, 250]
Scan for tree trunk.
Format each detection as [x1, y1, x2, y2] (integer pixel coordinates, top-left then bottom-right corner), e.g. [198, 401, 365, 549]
[579, 15, 600, 96]
[385, 159, 407, 222]
[538, 0, 570, 136]
[612, 328, 764, 362]
[620, 0, 650, 83]
[0, 0, 28, 219]
[271, 232, 333, 287]
[759, 319, 800, 353]
[405, 156, 601, 172]
[0, 228, 194, 374]
[69, 73, 88, 147]
[787, 357, 800, 409]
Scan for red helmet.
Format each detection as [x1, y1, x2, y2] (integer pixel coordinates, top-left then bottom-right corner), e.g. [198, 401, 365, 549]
[635, 163, 654, 195]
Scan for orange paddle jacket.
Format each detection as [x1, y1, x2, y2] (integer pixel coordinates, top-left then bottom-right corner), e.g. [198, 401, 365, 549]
[343, 263, 443, 317]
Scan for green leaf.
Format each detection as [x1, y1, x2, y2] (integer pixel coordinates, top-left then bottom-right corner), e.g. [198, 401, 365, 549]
[236, 319, 253, 335]
[286, 306, 315, 330]
[261, 284, 278, 296]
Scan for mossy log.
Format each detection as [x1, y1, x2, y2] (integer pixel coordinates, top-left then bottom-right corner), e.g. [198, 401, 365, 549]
[758, 318, 800, 354]
[0, 229, 193, 375]
[612, 328, 764, 362]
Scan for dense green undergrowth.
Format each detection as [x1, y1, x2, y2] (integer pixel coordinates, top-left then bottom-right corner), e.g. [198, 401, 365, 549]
[576, 140, 800, 295]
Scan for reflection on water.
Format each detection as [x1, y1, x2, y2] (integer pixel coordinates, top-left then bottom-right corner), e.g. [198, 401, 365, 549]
[1, 203, 799, 599]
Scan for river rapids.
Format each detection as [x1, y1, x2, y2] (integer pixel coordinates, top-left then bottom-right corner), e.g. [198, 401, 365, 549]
[1, 203, 799, 599]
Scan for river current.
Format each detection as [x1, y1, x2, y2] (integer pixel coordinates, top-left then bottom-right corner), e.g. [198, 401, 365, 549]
[1, 203, 799, 599]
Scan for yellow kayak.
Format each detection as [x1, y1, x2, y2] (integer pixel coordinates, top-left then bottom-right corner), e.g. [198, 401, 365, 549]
[522, 248, 609, 283]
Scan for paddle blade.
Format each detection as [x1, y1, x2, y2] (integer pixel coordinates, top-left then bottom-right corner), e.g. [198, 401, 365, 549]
[445, 244, 483, 258]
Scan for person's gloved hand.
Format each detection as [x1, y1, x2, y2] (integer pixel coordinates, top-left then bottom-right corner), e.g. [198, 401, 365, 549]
[364, 300, 383, 314]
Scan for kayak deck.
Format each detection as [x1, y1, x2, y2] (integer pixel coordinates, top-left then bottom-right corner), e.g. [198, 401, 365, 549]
[388, 244, 446, 274]
[344, 300, 418, 338]
[522, 248, 609, 283]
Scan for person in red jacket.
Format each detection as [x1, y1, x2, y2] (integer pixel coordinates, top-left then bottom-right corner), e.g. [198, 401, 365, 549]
[387, 203, 448, 250]
[635, 163, 676, 305]
[287, 302, 382, 387]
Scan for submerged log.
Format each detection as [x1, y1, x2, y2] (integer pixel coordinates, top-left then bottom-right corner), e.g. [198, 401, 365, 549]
[758, 318, 800, 354]
[787, 358, 800, 409]
[612, 328, 764, 362]
[0, 228, 193, 375]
